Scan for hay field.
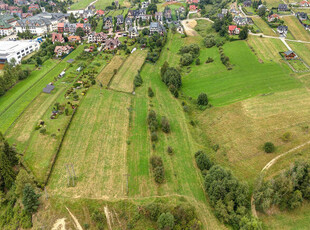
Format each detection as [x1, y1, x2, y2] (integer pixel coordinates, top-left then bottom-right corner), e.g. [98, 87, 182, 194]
[48, 88, 131, 198]
[197, 88, 310, 185]
[110, 50, 147, 92]
[247, 36, 287, 63]
[287, 41, 310, 66]
[97, 55, 125, 86]
[283, 16, 310, 41]
[252, 17, 277, 36]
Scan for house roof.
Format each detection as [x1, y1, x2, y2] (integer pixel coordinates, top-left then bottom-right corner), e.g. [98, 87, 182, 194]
[52, 33, 64, 42]
[284, 50, 295, 56]
[228, 25, 237, 30]
[43, 84, 55, 93]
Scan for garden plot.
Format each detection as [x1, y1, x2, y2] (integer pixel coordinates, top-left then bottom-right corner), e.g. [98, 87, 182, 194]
[48, 88, 131, 199]
[110, 50, 147, 93]
[97, 55, 125, 86]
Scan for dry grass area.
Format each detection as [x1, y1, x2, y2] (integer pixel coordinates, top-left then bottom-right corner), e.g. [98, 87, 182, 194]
[182, 19, 198, 36]
[97, 55, 126, 86]
[48, 87, 131, 199]
[283, 16, 310, 41]
[247, 36, 287, 63]
[197, 88, 310, 185]
[110, 50, 147, 92]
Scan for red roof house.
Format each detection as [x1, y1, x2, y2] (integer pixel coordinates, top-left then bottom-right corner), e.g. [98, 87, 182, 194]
[28, 4, 39, 11]
[58, 22, 64, 33]
[52, 33, 65, 43]
[268, 14, 280, 22]
[228, 25, 240, 35]
[96, 9, 105, 15]
[189, 5, 197, 11]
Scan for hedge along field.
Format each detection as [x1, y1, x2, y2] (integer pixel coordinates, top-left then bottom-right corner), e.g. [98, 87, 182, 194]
[0, 59, 58, 115]
[283, 16, 310, 41]
[97, 55, 126, 86]
[0, 45, 85, 133]
[48, 87, 131, 198]
[110, 49, 147, 92]
[182, 41, 301, 106]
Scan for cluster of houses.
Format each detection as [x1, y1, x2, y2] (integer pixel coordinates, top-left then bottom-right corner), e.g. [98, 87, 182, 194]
[0, 0, 46, 18]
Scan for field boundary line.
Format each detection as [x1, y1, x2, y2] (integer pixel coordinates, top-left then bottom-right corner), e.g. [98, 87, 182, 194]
[107, 55, 129, 88]
[0, 60, 60, 118]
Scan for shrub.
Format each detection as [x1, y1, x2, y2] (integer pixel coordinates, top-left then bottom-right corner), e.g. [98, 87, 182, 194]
[180, 53, 193, 66]
[169, 84, 179, 98]
[147, 110, 158, 131]
[157, 212, 175, 230]
[40, 128, 46, 135]
[22, 184, 40, 214]
[264, 142, 275, 153]
[144, 203, 162, 221]
[204, 35, 216, 48]
[134, 73, 143, 88]
[150, 155, 163, 169]
[167, 146, 173, 155]
[154, 166, 165, 184]
[148, 87, 154, 97]
[206, 57, 214, 63]
[162, 67, 182, 89]
[195, 150, 213, 171]
[195, 58, 200, 65]
[161, 116, 170, 133]
[281, 132, 292, 142]
[197, 93, 208, 106]
[151, 132, 158, 142]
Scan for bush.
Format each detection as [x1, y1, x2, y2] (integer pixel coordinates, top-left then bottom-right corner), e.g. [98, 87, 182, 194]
[134, 73, 143, 88]
[157, 212, 174, 230]
[162, 67, 182, 89]
[281, 132, 292, 142]
[151, 132, 158, 142]
[40, 128, 46, 135]
[195, 58, 200, 65]
[154, 166, 165, 184]
[150, 155, 163, 169]
[167, 146, 173, 155]
[161, 116, 170, 133]
[204, 35, 216, 48]
[144, 203, 162, 221]
[147, 110, 158, 132]
[169, 84, 179, 98]
[197, 93, 208, 106]
[180, 53, 193, 66]
[206, 57, 214, 63]
[264, 142, 275, 153]
[148, 87, 154, 97]
[195, 151, 213, 171]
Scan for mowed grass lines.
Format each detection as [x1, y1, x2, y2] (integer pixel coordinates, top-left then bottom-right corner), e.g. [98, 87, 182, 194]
[283, 16, 310, 41]
[110, 50, 147, 92]
[0, 46, 85, 133]
[247, 36, 287, 63]
[287, 41, 310, 66]
[252, 17, 276, 36]
[198, 88, 310, 186]
[182, 41, 300, 106]
[97, 55, 125, 86]
[48, 87, 131, 198]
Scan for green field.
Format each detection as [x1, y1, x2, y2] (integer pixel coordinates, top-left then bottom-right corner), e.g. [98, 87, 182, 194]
[252, 17, 277, 36]
[0, 46, 85, 133]
[182, 40, 299, 106]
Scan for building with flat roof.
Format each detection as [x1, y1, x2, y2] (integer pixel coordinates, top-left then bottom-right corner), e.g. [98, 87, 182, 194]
[0, 40, 40, 64]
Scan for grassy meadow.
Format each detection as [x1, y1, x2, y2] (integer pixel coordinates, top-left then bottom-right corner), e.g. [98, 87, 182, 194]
[252, 17, 277, 36]
[110, 49, 147, 92]
[283, 16, 310, 41]
[287, 41, 310, 66]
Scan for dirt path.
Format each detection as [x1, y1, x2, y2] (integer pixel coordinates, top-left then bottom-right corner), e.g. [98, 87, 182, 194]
[104, 206, 112, 230]
[249, 32, 310, 44]
[65, 207, 83, 230]
[181, 18, 214, 36]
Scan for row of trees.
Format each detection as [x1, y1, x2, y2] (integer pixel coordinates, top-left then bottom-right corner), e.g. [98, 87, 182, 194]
[194, 149, 261, 229]
[0, 133, 40, 228]
[254, 161, 310, 212]
[0, 61, 31, 96]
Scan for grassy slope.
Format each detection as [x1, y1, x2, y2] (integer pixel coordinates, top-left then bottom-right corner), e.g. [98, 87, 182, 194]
[283, 16, 310, 41]
[252, 17, 277, 36]
[110, 49, 147, 92]
[0, 46, 85, 133]
[182, 40, 300, 106]
[287, 41, 310, 66]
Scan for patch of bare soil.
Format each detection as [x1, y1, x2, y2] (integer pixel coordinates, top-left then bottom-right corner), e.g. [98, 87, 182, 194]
[181, 20, 198, 36]
[51, 218, 66, 230]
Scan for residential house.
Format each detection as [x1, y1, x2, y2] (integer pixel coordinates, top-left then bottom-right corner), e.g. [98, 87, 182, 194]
[103, 16, 113, 30]
[83, 23, 91, 33]
[0, 19, 13, 36]
[268, 14, 280, 22]
[278, 4, 289, 11]
[0, 1, 8, 10]
[172, 21, 183, 34]
[128, 26, 139, 38]
[142, 1, 149, 8]
[186, 0, 199, 3]
[68, 35, 81, 43]
[87, 31, 107, 43]
[22, 13, 33, 18]
[116, 14, 124, 25]
[243, 0, 252, 7]
[125, 17, 133, 30]
[29, 4, 39, 12]
[233, 16, 253, 25]
[296, 12, 308, 20]
[284, 50, 297, 59]
[14, 0, 27, 5]
[228, 25, 240, 35]
[155, 12, 163, 22]
[222, 9, 228, 15]
[82, 9, 94, 19]
[189, 5, 197, 11]
[299, 1, 310, 7]
[277, 25, 288, 36]
[0, 14, 17, 26]
[58, 22, 64, 33]
[43, 84, 55, 94]
[54, 45, 72, 57]
[178, 6, 186, 13]
[149, 22, 166, 34]
[217, 13, 224, 19]
[96, 9, 105, 16]
[127, 10, 137, 18]
[52, 33, 65, 43]
[105, 38, 120, 50]
[164, 7, 172, 19]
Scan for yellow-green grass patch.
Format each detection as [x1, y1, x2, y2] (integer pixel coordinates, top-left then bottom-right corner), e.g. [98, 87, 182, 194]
[97, 55, 126, 86]
[265, 0, 282, 8]
[48, 87, 131, 199]
[283, 16, 310, 41]
[287, 41, 310, 66]
[110, 50, 147, 92]
[197, 87, 310, 186]
[252, 17, 277, 36]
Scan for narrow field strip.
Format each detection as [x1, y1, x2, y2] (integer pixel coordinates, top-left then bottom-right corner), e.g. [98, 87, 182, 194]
[110, 50, 147, 93]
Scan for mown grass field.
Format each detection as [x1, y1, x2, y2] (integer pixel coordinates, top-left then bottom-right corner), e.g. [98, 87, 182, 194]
[0, 46, 85, 133]
[247, 36, 287, 63]
[182, 40, 299, 106]
[48, 87, 131, 198]
[110, 49, 147, 92]
[97, 55, 126, 86]
[283, 16, 310, 41]
[252, 17, 277, 36]
[265, 0, 282, 8]
[287, 41, 310, 66]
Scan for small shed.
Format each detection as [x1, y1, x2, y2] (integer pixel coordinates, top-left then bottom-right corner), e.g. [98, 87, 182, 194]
[76, 66, 82, 72]
[59, 71, 65, 78]
[43, 84, 55, 94]
[284, 50, 297, 60]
